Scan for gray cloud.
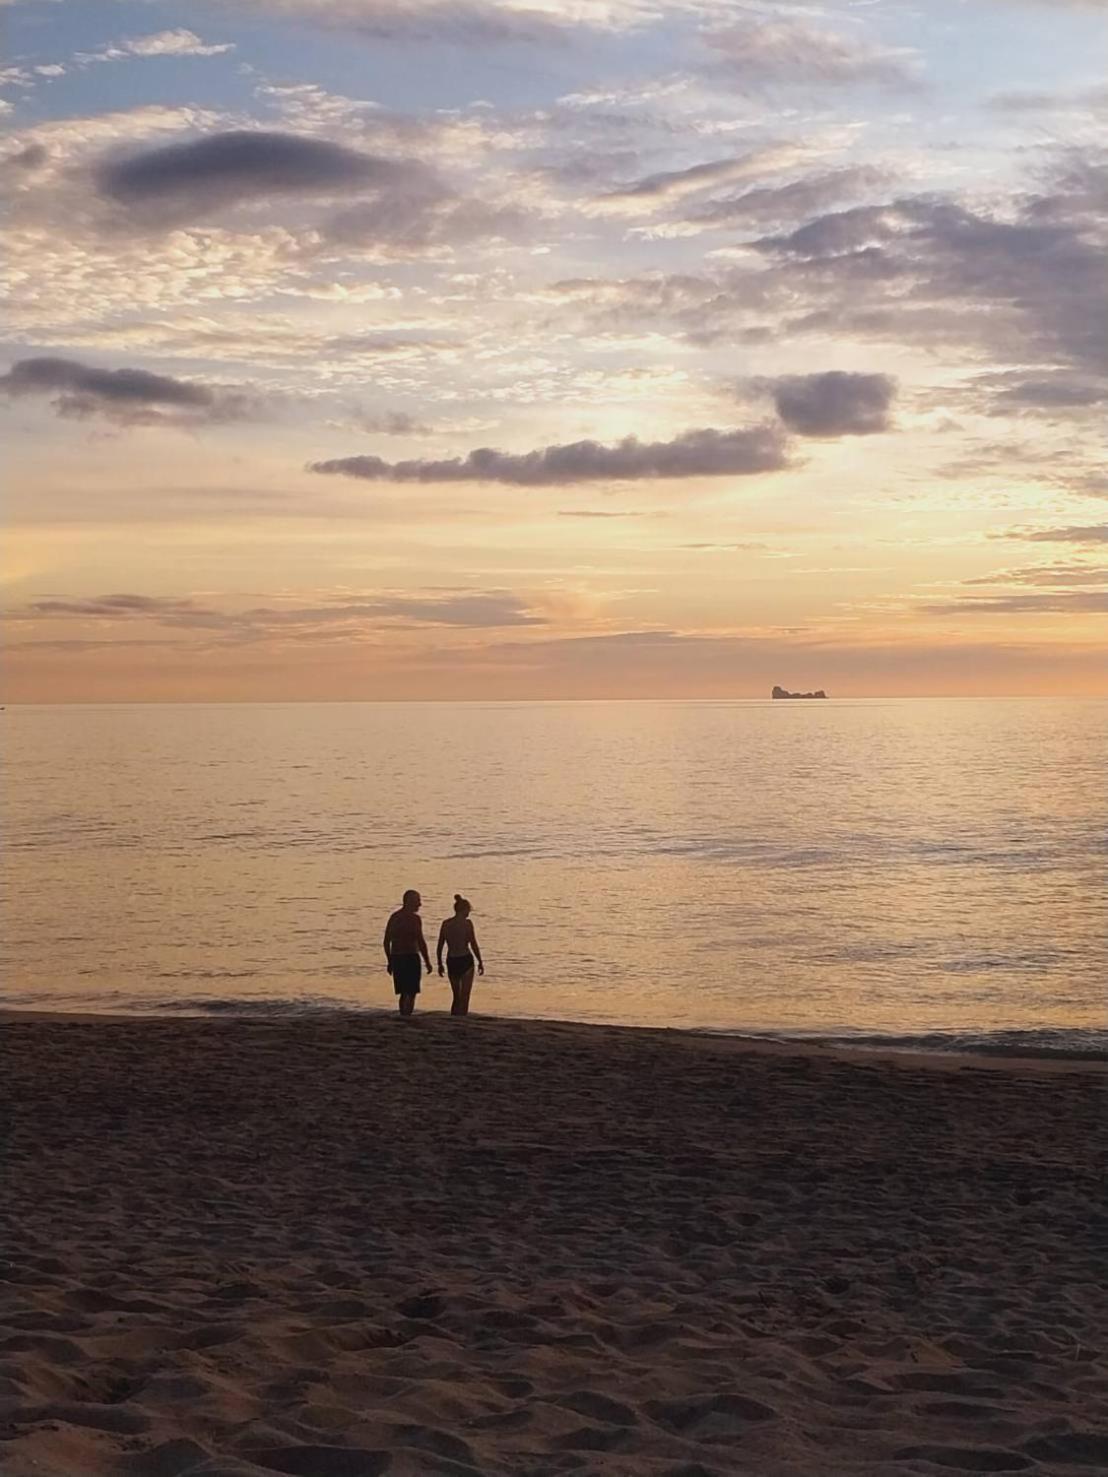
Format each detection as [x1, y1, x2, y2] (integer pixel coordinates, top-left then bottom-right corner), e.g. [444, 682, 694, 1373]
[558, 509, 648, 518]
[94, 127, 524, 251]
[18, 589, 546, 634]
[686, 167, 888, 232]
[2, 143, 48, 174]
[95, 129, 429, 223]
[987, 372, 1108, 410]
[702, 18, 919, 90]
[966, 563, 1108, 586]
[325, 190, 527, 252]
[341, 408, 435, 436]
[765, 371, 897, 437]
[754, 166, 1108, 379]
[923, 591, 1108, 614]
[989, 83, 1108, 113]
[27, 594, 198, 617]
[310, 425, 790, 485]
[1005, 524, 1108, 544]
[0, 356, 259, 427]
[209, 0, 582, 46]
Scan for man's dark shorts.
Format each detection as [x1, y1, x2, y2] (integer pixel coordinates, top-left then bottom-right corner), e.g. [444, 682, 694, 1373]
[391, 954, 422, 995]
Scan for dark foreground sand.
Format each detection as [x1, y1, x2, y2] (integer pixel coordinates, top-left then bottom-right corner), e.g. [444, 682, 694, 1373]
[1, 1013, 1105, 1477]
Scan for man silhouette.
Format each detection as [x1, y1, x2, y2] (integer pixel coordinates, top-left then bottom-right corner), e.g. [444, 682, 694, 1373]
[383, 889, 432, 1018]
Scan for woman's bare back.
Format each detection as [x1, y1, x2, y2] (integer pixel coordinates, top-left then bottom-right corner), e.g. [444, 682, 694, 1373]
[440, 915, 473, 954]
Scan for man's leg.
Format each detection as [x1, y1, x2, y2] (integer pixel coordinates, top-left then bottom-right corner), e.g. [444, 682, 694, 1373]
[399, 992, 416, 1017]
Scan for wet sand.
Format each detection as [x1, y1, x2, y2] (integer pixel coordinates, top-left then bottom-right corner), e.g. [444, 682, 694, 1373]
[1, 1012, 1105, 1476]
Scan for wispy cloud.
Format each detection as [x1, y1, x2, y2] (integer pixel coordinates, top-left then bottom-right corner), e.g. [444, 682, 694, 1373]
[1002, 523, 1108, 544]
[700, 16, 921, 91]
[923, 591, 1108, 614]
[77, 30, 235, 65]
[15, 589, 548, 634]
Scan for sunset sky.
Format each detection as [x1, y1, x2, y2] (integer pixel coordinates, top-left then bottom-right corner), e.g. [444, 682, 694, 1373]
[3, 0, 1106, 700]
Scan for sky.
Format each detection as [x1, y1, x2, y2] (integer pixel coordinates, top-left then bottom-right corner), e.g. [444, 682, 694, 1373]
[2, 0, 1106, 700]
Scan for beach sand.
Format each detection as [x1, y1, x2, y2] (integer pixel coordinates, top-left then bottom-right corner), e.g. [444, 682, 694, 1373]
[1, 1013, 1105, 1477]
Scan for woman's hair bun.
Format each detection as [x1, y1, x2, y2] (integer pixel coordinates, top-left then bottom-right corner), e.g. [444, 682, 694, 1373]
[454, 893, 463, 904]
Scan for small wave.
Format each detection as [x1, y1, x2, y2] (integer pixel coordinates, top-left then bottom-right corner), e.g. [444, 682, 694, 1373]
[1, 994, 1105, 1059]
[149, 995, 376, 1017]
[789, 1027, 1108, 1061]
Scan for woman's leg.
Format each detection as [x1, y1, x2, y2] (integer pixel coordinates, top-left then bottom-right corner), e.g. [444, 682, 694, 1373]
[450, 978, 464, 1015]
[458, 966, 475, 1015]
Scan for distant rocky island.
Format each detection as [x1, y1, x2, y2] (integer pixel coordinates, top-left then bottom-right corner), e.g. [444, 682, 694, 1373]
[772, 685, 828, 700]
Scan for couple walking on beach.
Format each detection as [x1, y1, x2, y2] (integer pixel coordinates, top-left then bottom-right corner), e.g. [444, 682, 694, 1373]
[383, 890, 484, 1018]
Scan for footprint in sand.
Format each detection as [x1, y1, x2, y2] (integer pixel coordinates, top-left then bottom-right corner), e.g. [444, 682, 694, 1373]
[645, 1392, 778, 1437]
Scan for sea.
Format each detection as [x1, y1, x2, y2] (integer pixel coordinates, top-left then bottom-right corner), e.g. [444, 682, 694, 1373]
[3, 700, 1106, 1056]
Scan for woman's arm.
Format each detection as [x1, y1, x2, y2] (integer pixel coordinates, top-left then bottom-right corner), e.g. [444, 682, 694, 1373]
[436, 921, 447, 975]
[468, 920, 484, 974]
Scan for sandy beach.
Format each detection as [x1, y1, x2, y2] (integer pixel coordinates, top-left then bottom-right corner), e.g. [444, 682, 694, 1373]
[2, 1013, 1105, 1477]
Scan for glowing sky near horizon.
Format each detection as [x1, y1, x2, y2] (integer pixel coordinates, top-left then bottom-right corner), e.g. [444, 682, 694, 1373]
[2, 0, 1107, 699]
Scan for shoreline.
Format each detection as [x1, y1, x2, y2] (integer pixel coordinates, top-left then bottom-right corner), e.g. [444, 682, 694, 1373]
[2, 1003, 1105, 1071]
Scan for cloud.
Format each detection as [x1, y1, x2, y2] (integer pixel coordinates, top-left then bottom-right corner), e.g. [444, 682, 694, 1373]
[0, 357, 259, 427]
[186, 0, 652, 47]
[985, 372, 1108, 410]
[27, 594, 198, 618]
[1, 143, 47, 174]
[558, 509, 649, 518]
[336, 408, 435, 436]
[90, 127, 521, 252]
[593, 150, 812, 215]
[77, 30, 235, 64]
[989, 83, 1108, 114]
[966, 563, 1108, 587]
[686, 167, 888, 233]
[120, 30, 235, 58]
[1004, 524, 1108, 544]
[701, 17, 919, 91]
[95, 129, 424, 219]
[923, 591, 1108, 614]
[310, 424, 790, 485]
[17, 589, 547, 634]
[751, 159, 1108, 380]
[325, 189, 528, 254]
[764, 371, 896, 437]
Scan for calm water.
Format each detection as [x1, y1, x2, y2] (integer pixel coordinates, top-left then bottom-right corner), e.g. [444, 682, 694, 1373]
[3, 701, 1106, 1053]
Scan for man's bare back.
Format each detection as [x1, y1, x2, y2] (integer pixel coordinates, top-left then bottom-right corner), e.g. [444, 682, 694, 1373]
[385, 908, 426, 956]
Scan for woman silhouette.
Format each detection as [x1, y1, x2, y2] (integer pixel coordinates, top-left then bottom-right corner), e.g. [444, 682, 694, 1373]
[436, 895, 484, 1017]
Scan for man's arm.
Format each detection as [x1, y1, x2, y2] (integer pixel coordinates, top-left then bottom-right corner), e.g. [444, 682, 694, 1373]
[383, 913, 395, 971]
[436, 921, 447, 975]
[418, 920, 432, 972]
[469, 921, 484, 974]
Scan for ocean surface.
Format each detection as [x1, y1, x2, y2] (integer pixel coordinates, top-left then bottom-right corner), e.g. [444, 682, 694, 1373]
[3, 700, 1106, 1055]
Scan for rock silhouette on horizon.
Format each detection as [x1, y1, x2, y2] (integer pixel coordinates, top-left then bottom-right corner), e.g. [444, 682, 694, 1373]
[772, 685, 828, 700]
